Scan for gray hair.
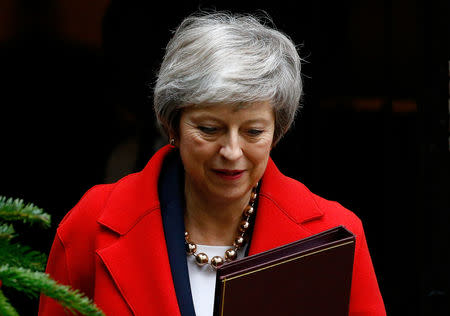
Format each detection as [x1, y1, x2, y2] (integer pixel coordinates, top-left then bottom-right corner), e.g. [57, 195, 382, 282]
[153, 12, 302, 144]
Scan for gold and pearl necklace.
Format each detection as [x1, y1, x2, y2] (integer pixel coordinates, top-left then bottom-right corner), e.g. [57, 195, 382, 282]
[184, 186, 258, 270]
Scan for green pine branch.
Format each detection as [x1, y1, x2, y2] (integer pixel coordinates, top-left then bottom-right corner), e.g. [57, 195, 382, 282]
[0, 239, 46, 272]
[0, 265, 105, 316]
[0, 197, 50, 228]
[0, 196, 104, 315]
[0, 224, 15, 240]
[0, 290, 19, 316]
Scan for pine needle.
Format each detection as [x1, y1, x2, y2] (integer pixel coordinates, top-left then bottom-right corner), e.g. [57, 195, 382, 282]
[0, 196, 51, 228]
[0, 239, 46, 271]
[0, 224, 15, 240]
[0, 290, 19, 316]
[0, 265, 105, 316]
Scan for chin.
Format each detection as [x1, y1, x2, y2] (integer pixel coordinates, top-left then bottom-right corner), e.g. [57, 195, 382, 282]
[208, 186, 251, 202]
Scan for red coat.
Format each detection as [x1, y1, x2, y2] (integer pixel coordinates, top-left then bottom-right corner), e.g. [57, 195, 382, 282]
[39, 145, 386, 315]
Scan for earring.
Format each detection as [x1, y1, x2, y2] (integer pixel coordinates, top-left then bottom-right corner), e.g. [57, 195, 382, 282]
[169, 138, 175, 146]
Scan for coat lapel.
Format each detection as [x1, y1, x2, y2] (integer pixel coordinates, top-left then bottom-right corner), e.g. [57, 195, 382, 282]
[96, 145, 181, 315]
[96, 209, 180, 315]
[159, 152, 196, 316]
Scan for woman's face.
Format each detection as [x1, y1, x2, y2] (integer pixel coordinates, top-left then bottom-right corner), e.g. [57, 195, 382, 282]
[178, 101, 275, 203]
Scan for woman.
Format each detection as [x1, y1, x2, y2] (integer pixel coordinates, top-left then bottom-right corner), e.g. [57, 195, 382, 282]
[39, 12, 386, 316]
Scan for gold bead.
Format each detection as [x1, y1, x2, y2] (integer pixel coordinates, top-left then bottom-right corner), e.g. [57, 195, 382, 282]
[239, 220, 250, 232]
[244, 205, 254, 216]
[250, 191, 257, 203]
[195, 253, 209, 266]
[225, 248, 237, 261]
[185, 242, 197, 254]
[233, 236, 245, 248]
[211, 256, 224, 269]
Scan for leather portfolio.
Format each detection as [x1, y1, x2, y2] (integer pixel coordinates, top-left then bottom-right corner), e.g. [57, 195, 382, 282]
[213, 226, 355, 316]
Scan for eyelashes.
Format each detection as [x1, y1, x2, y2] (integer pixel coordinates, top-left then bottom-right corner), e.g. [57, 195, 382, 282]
[197, 126, 264, 137]
[198, 126, 218, 134]
[246, 129, 264, 136]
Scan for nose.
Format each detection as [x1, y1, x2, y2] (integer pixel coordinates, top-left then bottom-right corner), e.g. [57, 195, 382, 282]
[219, 131, 243, 161]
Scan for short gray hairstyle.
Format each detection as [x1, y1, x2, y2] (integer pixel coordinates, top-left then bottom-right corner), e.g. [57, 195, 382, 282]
[153, 12, 302, 144]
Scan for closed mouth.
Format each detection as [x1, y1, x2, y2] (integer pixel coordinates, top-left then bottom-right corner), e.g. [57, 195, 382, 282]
[213, 169, 245, 176]
[214, 169, 244, 174]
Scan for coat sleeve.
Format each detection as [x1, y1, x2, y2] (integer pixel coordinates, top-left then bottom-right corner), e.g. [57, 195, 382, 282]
[38, 231, 77, 315]
[348, 222, 386, 316]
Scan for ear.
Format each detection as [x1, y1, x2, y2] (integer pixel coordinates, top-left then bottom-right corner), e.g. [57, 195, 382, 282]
[168, 130, 178, 147]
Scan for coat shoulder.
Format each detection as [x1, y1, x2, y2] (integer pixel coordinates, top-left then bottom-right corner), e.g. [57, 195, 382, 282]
[308, 192, 363, 234]
[56, 184, 114, 245]
[262, 159, 363, 236]
[262, 160, 363, 233]
[59, 184, 112, 225]
[312, 192, 361, 225]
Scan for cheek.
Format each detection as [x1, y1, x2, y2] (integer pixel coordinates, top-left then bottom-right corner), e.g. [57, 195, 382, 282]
[179, 127, 203, 152]
[247, 141, 272, 169]
[179, 134, 217, 164]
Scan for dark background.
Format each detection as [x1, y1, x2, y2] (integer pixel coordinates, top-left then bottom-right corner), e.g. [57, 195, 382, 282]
[0, 0, 449, 315]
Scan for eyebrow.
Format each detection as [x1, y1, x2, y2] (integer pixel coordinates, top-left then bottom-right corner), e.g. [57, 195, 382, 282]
[191, 115, 272, 125]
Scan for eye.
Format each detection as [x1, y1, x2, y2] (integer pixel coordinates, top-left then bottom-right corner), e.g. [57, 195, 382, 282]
[246, 129, 264, 136]
[198, 126, 218, 134]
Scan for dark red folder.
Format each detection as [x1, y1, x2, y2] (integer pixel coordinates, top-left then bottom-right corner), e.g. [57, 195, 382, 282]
[213, 226, 355, 316]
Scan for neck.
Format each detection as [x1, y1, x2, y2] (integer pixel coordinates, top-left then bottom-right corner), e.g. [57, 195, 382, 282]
[184, 181, 251, 246]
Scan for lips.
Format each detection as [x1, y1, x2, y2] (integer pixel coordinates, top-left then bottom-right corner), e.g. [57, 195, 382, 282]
[213, 169, 245, 180]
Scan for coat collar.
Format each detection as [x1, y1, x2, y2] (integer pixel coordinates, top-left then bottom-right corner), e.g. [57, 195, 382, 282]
[97, 145, 171, 235]
[248, 158, 324, 255]
[260, 158, 324, 224]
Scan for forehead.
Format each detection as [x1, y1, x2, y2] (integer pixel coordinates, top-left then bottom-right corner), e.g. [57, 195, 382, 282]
[182, 101, 274, 119]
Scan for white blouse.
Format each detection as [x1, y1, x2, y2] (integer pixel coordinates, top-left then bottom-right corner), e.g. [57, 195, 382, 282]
[187, 244, 247, 316]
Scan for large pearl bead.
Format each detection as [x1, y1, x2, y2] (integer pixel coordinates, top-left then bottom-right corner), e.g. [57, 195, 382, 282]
[250, 191, 257, 203]
[195, 253, 209, 266]
[234, 236, 245, 248]
[211, 256, 224, 269]
[225, 248, 237, 261]
[244, 205, 254, 216]
[185, 242, 197, 254]
[239, 220, 250, 232]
